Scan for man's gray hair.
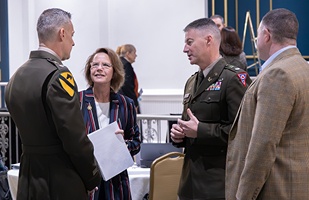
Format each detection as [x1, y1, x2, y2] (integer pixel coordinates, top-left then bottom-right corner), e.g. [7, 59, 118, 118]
[184, 18, 221, 44]
[37, 8, 71, 43]
[210, 14, 224, 24]
[261, 8, 298, 44]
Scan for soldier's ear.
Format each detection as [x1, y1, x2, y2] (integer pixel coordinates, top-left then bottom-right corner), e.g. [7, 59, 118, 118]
[204, 35, 213, 45]
[59, 28, 65, 41]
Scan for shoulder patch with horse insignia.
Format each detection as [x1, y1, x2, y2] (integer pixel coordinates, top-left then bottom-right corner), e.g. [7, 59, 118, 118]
[58, 72, 75, 97]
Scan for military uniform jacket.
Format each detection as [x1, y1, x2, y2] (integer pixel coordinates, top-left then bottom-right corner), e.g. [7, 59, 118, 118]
[5, 51, 101, 200]
[173, 58, 251, 200]
[79, 87, 141, 200]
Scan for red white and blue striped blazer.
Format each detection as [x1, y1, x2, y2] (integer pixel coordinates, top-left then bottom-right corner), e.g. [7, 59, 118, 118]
[79, 87, 141, 200]
[79, 87, 140, 156]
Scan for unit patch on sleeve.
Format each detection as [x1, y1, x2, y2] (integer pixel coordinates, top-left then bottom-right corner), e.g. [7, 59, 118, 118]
[206, 81, 222, 91]
[237, 73, 247, 87]
[58, 72, 75, 97]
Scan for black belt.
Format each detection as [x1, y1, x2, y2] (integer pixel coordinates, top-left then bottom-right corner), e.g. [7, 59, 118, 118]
[22, 144, 64, 154]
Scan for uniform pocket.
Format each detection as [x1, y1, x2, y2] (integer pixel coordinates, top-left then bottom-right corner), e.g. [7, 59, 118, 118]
[200, 91, 220, 103]
[199, 91, 221, 121]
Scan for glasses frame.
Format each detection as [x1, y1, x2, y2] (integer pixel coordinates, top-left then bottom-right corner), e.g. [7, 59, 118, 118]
[90, 62, 113, 70]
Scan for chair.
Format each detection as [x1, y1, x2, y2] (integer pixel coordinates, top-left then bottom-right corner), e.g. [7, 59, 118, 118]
[149, 152, 184, 200]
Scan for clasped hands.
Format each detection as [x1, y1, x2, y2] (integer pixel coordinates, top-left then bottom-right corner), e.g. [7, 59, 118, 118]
[170, 108, 199, 143]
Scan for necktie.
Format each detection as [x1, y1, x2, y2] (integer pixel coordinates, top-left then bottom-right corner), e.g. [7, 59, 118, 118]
[197, 71, 204, 87]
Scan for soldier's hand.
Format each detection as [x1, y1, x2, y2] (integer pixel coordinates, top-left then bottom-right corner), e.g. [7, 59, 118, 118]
[178, 108, 198, 138]
[170, 123, 185, 143]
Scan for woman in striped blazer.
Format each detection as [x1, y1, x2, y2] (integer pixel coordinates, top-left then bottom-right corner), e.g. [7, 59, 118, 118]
[79, 47, 141, 200]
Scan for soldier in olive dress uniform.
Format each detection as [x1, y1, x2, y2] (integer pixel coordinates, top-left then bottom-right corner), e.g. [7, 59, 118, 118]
[5, 8, 101, 200]
[170, 18, 251, 200]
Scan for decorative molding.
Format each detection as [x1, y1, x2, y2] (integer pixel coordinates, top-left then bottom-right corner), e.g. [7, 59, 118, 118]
[224, 0, 228, 26]
[139, 90, 183, 115]
[256, 0, 260, 30]
[212, 0, 215, 16]
[0, 116, 9, 163]
[235, 0, 238, 33]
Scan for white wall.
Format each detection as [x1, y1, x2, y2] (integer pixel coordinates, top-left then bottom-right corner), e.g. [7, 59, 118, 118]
[8, 0, 206, 93]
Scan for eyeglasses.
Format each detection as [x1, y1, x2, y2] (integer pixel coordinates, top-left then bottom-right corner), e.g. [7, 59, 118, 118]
[90, 62, 112, 69]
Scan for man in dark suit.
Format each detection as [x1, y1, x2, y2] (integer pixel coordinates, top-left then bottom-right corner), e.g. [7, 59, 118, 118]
[170, 18, 251, 200]
[5, 8, 101, 200]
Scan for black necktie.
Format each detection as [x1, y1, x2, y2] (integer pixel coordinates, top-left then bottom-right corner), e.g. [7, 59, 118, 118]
[197, 71, 204, 87]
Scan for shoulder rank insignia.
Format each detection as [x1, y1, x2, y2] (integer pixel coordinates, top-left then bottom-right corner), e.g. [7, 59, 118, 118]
[58, 72, 75, 97]
[206, 81, 222, 91]
[237, 73, 247, 87]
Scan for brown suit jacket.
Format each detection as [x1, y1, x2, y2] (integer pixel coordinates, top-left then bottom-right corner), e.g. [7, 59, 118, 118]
[226, 48, 309, 199]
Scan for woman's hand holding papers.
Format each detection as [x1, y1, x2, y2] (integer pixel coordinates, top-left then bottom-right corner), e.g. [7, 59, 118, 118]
[88, 186, 98, 197]
[115, 129, 124, 138]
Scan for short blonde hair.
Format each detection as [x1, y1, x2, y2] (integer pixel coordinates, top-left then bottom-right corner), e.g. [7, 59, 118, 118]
[84, 48, 125, 92]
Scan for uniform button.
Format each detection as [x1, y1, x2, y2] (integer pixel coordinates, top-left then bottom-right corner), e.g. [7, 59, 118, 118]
[192, 100, 196, 104]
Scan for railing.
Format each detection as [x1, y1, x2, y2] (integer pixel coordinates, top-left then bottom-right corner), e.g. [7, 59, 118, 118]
[0, 81, 183, 167]
[137, 114, 181, 143]
[0, 82, 21, 168]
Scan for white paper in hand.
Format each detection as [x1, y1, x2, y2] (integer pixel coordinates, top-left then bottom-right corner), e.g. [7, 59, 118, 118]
[88, 121, 134, 181]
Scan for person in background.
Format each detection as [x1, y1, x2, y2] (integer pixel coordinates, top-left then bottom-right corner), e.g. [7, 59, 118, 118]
[80, 47, 141, 200]
[5, 8, 101, 200]
[220, 26, 247, 71]
[170, 18, 251, 200]
[226, 8, 309, 199]
[116, 44, 140, 113]
[210, 14, 225, 31]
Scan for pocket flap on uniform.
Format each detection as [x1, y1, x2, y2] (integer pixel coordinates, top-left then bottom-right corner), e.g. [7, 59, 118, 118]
[183, 93, 191, 104]
[201, 92, 220, 103]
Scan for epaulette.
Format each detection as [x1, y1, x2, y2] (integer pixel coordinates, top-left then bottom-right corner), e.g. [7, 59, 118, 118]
[225, 64, 248, 87]
[46, 58, 64, 70]
[224, 64, 243, 73]
[46, 58, 75, 97]
[191, 71, 198, 77]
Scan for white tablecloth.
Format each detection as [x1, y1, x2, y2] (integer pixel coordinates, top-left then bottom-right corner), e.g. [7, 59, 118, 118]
[127, 166, 150, 200]
[7, 165, 150, 200]
[7, 169, 18, 200]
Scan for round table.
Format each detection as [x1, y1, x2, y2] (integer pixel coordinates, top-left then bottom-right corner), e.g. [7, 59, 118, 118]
[7, 165, 150, 200]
